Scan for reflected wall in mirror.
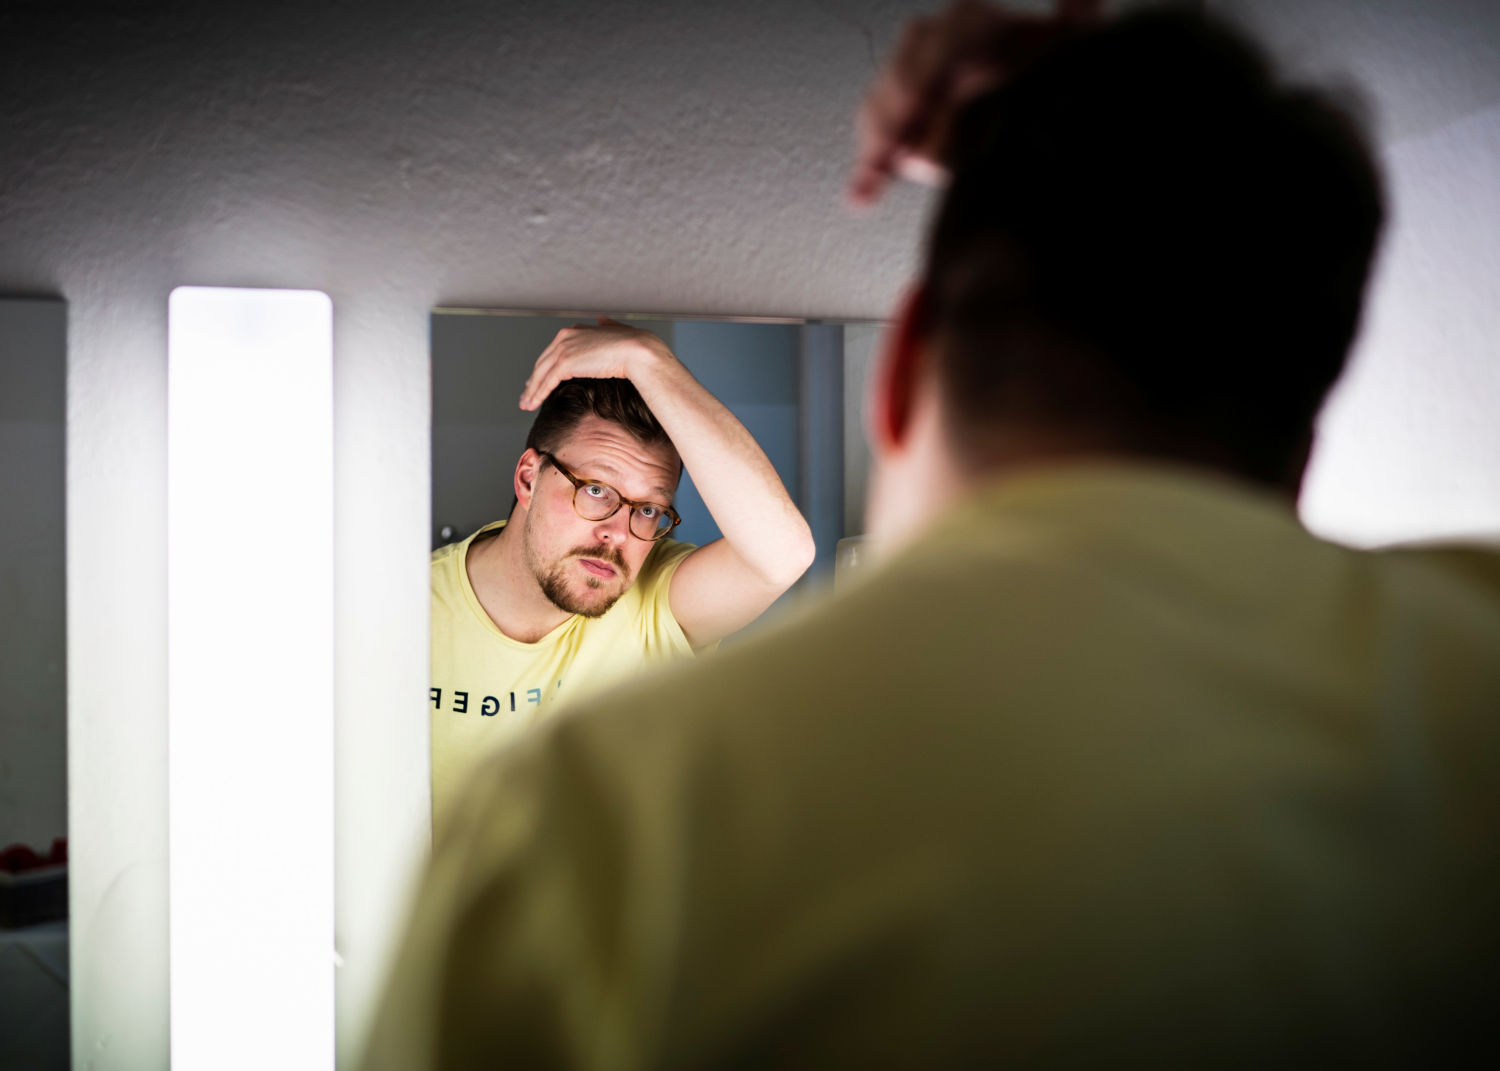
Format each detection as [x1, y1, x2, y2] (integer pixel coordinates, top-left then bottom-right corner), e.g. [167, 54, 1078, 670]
[430, 310, 882, 615]
[0, 297, 68, 1068]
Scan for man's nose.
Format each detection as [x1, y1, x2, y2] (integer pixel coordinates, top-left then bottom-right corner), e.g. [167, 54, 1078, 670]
[593, 509, 631, 543]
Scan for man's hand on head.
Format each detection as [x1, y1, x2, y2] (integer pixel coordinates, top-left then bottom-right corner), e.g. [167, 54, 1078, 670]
[520, 320, 679, 411]
[515, 315, 812, 646]
[848, 0, 1105, 208]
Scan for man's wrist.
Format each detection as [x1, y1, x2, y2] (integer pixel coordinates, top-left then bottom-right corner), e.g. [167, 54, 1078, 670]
[628, 335, 687, 394]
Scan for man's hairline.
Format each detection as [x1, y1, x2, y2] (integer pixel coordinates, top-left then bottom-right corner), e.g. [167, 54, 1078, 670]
[531, 421, 683, 504]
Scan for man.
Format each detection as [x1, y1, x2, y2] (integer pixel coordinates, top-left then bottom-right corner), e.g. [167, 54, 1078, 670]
[430, 319, 814, 825]
[373, 5, 1500, 1067]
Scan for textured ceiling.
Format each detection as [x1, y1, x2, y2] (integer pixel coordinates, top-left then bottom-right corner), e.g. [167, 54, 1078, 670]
[0, 0, 940, 319]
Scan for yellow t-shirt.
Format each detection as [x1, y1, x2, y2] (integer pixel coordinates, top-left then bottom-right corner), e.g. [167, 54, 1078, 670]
[429, 520, 697, 827]
[376, 465, 1500, 1068]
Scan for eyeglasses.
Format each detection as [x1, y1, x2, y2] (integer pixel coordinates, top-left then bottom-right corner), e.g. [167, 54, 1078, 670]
[538, 451, 682, 542]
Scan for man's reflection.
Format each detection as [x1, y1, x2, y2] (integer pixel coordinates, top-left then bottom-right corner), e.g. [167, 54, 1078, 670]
[429, 320, 814, 826]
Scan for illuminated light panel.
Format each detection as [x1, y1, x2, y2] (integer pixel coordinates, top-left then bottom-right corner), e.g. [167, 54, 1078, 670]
[168, 287, 334, 1070]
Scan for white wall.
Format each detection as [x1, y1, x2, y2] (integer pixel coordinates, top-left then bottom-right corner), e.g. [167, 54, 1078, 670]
[0, 2, 933, 1067]
[1212, 0, 1500, 544]
[1303, 97, 1500, 545]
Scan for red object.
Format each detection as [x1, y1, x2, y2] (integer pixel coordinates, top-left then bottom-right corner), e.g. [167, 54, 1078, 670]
[0, 840, 67, 874]
[0, 838, 69, 927]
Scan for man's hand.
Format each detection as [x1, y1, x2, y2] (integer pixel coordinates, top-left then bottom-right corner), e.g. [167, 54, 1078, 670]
[520, 319, 675, 412]
[848, 0, 1104, 207]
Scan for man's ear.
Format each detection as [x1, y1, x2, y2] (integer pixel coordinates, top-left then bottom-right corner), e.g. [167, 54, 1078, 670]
[871, 284, 933, 453]
[514, 448, 544, 509]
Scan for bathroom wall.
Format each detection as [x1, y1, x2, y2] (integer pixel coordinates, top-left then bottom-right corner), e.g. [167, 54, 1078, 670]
[1213, 0, 1500, 543]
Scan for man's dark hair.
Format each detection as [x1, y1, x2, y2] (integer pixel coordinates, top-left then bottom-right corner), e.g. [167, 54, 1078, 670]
[922, 8, 1386, 488]
[524, 377, 674, 457]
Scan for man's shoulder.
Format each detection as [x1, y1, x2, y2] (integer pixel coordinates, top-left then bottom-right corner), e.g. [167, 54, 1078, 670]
[432, 522, 507, 615]
[576, 538, 699, 650]
[432, 521, 504, 568]
[1369, 540, 1500, 641]
[645, 535, 696, 568]
[1385, 540, 1500, 589]
[633, 536, 696, 590]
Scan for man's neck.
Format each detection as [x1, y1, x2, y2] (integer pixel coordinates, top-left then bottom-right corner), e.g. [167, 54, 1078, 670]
[465, 520, 572, 644]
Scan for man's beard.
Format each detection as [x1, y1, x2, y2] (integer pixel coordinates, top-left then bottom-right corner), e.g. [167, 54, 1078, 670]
[533, 542, 632, 618]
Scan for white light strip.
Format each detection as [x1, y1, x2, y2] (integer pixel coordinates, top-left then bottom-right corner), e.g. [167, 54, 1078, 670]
[168, 287, 335, 1070]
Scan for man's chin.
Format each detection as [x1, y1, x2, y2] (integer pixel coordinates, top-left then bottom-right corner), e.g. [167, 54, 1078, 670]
[568, 591, 623, 619]
[539, 572, 624, 619]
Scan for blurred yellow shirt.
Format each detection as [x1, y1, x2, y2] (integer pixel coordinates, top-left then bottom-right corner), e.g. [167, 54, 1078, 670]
[379, 466, 1500, 1069]
[429, 520, 696, 828]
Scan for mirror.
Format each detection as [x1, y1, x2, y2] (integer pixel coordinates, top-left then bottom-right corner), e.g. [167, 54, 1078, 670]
[0, 297, 68, 1067]
[426, 307, 882, 829]
[430, 309, 883, 615]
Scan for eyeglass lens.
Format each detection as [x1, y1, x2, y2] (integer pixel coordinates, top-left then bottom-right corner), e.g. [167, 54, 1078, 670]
[572, 484, 673, 540]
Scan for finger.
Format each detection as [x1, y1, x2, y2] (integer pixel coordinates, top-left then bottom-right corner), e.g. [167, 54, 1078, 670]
[526, 341, 575, 410]
[852, 0, 1102, 206]
[896, 8, 961, 135]
[892, 151, 950, 187]
[848, 13, 938, 204]
[850, 6, 999, 205]
[849, 68, 927, 204]
[884, 15, 949, 155]
[521, 333, 568, 409]
[521, 354, 564, 411]
[849, 103, 900, 205]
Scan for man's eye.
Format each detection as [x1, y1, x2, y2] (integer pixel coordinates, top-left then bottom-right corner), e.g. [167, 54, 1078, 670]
[637, 505, 660, 520]
[584, 484, 610, 499]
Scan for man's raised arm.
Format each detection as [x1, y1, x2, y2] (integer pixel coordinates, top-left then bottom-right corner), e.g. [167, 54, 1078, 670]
[520, 320, 815, 647]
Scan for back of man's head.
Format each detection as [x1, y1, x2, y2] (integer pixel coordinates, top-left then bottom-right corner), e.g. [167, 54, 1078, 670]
[922, 8, 1385, 489]
[524, 377, 672, 457]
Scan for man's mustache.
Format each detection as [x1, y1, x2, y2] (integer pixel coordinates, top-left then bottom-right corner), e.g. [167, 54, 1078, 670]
[569, 544, 628, 575]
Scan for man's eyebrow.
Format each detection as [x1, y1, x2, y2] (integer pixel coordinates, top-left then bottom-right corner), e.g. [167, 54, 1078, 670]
[577, 459, 673, 503]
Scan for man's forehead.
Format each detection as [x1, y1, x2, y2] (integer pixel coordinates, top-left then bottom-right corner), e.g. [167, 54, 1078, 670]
[556, 419, 680, 499]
